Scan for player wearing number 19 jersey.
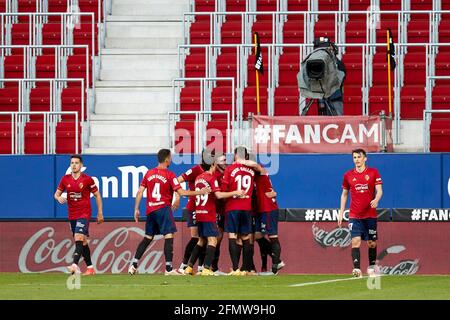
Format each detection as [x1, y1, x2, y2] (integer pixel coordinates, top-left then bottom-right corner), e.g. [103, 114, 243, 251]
[128, 149, 209, 276]
[221, 147, 256, 274]
[338, 149, 383, 278]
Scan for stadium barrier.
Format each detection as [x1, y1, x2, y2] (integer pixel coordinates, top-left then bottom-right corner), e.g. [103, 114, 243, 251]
[0, 218, 448, 274]
[0, 153, 449, 219]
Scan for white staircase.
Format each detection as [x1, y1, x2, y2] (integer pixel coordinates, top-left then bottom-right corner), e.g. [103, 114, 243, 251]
[85, 0, 188, 154]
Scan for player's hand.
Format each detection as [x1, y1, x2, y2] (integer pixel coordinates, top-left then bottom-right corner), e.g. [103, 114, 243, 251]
[337, 212, 344, 228]
[370, 199, 379, 209]
[171, 200, 180, 211]
[235, 190, 246, 198]
[97, 213, 104, 224]
[134, 209, 140, 223]
[200, 187, 211, 195]
[57, 196, 67, 205]
[265, 190, 277, 198]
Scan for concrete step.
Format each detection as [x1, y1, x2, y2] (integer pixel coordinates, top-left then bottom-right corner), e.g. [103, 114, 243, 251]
[95, 87, 173, 104]
[84, 146, 164, 154]
[101, 54, 178, 70]
[112, 0, 188, 4]
[89, 120, 168, 136]
[101, 48, 178, 55]
[94, 103, 172, 115]
[100, 68, 178, 81]
[90, 114, 168, 121]
[106, 15, 182, 22]
[105, 37, 183, 49]
[89, 136, 168, 148]
[106, 22, 183, 38]
[95, 80, 173, 87]
[112, 3, 189, 16]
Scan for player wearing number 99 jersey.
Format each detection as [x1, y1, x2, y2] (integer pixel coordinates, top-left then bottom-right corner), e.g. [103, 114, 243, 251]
[221, 146, 256, 274]
[128, 149, 209, 276]
[184, 155, 244, 276]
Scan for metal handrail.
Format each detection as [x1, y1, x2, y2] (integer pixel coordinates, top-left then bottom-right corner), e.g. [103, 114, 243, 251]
[426, 75, 450, 112]
[0, 77, 85, 123]
[0, 44, 91, 91]
[168, 110, 231, 155]
[423, 109, 450, 152]
[0, 111, 79, 154]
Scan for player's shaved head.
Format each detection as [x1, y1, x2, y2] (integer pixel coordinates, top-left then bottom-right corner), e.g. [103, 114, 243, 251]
[234, 146, 249, 161]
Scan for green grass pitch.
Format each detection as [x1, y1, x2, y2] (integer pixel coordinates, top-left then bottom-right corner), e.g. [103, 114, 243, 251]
[0, 273, 449, 300]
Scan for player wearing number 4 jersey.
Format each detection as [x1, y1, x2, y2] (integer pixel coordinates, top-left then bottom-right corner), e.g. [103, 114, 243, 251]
[184, 153, 245, 276]
[128, 149, 209, 276]
[338, 149, 383, 278]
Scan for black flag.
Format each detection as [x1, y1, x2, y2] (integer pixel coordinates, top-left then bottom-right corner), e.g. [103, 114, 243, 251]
[387, 28, 396, 70]
[254, 32, 264, 74]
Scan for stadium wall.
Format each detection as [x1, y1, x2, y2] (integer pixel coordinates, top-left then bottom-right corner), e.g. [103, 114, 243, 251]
[0, 153, 449, 219]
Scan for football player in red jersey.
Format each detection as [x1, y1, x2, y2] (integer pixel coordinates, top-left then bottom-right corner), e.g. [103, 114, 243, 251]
[176, 150, 212, 274]
[221, 146, 257, 275]
[54, 155, 104, 275]
[128, 149, 209, 276]
[338, 149, 383, 277]
[184, 154, 245, 275]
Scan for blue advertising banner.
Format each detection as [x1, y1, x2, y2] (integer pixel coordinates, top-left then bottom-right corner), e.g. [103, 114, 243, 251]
[0, 153, 448, 219]
[443, 154, 450, 208]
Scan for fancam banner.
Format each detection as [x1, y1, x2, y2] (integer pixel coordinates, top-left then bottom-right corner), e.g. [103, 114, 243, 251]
[252, 115, 393, 153]
[0, 221, 448, 274]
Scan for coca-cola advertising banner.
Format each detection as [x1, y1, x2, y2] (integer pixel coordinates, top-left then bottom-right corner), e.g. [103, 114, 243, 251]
[252, 115, 393, 153]
[1, 221, 448, 274]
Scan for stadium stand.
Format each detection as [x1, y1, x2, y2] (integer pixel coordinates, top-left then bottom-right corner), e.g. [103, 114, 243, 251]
[0, 0, 449, 154]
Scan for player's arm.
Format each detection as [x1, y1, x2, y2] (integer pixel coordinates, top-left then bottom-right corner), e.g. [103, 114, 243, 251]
[215, 189, 245, 200]
[370, 184, 383, 208]
[172, 191, 180, 211]
[176, 187, 209, 197]
[93, 190, 104, 224]
[177, 175, 185, 183]
[54, 188, 67, 205]
[338, 188, 349, 228]
[134, 185, 146, 223]
[236, 159, 265, 174]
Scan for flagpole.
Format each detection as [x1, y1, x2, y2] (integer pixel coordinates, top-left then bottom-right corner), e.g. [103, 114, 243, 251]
[254, 33, 261, 115]
[387, 30, 393, 117]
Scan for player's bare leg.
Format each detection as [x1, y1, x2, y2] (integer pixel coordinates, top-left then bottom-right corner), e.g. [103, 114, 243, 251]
[185, 237, 206, 275]
[129, 235, 153, 275]
[367, 240, 379, 275]
[68, 233, 85, 275]
[351, 237, 362, 277]
[81, 238, 95, 275]
[201, 237, 217, 276]
[179, 226, 199, 273]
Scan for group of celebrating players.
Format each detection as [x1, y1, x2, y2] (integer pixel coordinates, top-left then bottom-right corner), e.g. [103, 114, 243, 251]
[55, 147, 284, 276]
[55, 147, 383, 278]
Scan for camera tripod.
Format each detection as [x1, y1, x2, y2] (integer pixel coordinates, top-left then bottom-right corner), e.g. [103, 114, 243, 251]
[300, 98, 338, 116]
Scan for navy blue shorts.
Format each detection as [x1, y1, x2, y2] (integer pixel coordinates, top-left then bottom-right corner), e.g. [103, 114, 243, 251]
[255, 210, 279, 235]
[348, 218, 378, 241]
[224, 210, 253, 235]
[145, 206, 177, 236]
[187, 210, 197, 228]
[216, 214, 225, 229]
[69, 218, 89, 237]
[197, 221, 219, 238]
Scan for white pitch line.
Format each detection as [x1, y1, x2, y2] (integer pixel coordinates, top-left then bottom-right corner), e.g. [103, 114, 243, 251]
[290, 276, 370, 287]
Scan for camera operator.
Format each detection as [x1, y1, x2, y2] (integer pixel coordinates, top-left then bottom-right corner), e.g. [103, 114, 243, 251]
[316, 38, 346, 116]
